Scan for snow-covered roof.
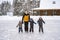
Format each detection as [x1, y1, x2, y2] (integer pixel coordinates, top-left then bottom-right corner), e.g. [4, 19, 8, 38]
[33, 8, 60, 10]
[33, 0, 60, 10]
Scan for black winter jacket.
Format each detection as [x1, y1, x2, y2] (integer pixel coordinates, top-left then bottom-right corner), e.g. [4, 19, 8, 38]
[37, 19, 45, 26]
[30, 19, 36, 27]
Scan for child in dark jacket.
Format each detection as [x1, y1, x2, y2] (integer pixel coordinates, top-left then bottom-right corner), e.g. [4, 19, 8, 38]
[29, 18, 36, 32]
[16, 21, 23, 33]
[37, 17, 45, 33]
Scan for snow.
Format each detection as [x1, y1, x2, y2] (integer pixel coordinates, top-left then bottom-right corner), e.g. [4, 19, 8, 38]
[0, 0, 13, 5]
[0, 16, 60, 40]
[7, 12, 13, 16]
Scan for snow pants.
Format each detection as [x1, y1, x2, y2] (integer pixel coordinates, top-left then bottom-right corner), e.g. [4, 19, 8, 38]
[19, 27, 23, 33]
[30, 26, 34, 32]
[24, 22, 28, 32]
[39, 25, 43, 33]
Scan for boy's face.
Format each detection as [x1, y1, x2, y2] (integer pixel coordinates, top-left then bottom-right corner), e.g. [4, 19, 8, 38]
[39, 17, 42, 20]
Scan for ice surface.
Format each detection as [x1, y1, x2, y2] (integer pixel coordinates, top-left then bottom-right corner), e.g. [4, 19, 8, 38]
[0, 16, 60, 40]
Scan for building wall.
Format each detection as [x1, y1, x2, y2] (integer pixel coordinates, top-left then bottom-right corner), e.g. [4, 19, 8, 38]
[33, 10, 60, 16]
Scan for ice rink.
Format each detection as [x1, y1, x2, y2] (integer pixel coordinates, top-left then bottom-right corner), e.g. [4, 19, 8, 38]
[0, 16, 60, 40]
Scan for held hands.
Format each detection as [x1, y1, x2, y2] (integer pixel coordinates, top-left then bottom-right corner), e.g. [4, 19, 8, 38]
[16, 26, 18, 27]
[44, 22, 45, 24]
[35, 23, 36, 24]
[34, 22, 36, 24]
[22, 21, 23, 24]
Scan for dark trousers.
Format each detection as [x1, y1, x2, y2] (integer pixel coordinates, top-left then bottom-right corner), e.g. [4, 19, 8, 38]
[39, 25, 43, 33]
[24, 22, 28, 32]
[30, 26, 34, 32]
[19, 27, 23, 33]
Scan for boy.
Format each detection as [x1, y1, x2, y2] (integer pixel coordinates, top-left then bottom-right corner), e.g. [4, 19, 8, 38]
[37, 17, 45, 33]
[29, 18, 36, 32]
[16, 21, 23, 33]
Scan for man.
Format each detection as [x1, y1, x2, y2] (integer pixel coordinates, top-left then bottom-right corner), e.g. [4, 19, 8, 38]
[22, 11, 30, 32]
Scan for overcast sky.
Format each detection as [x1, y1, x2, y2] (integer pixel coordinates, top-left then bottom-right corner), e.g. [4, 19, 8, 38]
[40, 0, 60, 9]
[0, 0, 13, 5]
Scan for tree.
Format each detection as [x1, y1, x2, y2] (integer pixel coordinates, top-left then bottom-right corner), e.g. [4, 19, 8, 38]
[1, 1, 11, 15]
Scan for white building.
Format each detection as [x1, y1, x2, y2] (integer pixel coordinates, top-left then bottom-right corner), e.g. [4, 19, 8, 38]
[33, 0, 60, 15]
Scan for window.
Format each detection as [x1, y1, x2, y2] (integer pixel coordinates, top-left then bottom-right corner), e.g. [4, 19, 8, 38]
[53, 1, 56, 4]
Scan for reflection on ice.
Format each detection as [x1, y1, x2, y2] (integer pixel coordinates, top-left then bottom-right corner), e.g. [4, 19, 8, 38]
[0, 16, 60, 40]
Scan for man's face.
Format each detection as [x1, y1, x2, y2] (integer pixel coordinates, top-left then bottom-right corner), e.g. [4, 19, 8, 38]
[25, 11, 28, 14]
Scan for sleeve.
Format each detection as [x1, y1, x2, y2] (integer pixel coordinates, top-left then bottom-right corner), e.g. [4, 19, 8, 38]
[33, 20, 36, 24]
[37, 20, 39, 23]
[16, 22, 19, 27]
[29, 14, 30, 21]
[42, 19, 45, 24]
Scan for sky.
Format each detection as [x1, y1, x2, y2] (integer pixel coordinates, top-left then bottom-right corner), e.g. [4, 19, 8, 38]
[0, 0, 13, 5]
[40, 0, 60, 9]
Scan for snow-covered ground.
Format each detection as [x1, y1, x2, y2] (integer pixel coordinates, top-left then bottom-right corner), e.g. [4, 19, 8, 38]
[0, 16, 60, 40]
